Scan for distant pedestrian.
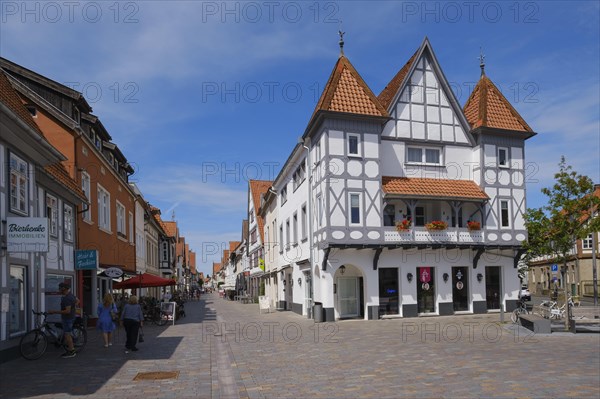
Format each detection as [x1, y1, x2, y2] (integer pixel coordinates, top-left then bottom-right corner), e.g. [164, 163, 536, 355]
[120, 295, 144, 353]
[97, 293, 117, 347]
[162, 289, 172, 302]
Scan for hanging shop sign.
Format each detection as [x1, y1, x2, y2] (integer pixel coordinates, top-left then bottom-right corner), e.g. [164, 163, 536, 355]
[420, 267, 431, 283]
[104, 267, 123, 278]
[7, 217, 49, 253]
[75, 250, 98, 270]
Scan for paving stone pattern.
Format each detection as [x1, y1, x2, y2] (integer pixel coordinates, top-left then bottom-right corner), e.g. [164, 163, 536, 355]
[0, 294, 598, 398]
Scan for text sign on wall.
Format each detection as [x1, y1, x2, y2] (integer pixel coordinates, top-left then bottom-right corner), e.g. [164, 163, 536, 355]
[75, 250, 98, 270]
[7, 217, 49, 253]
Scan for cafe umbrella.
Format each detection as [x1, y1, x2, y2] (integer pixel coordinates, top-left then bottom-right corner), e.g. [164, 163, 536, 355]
[113, 273, 176, 289]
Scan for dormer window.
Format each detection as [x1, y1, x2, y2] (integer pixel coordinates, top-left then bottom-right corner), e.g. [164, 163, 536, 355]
[95, 136, 101, 149]
[89, 128, 95, 142]
[26, 105, 37, 117]
[73, 107, 80, 124]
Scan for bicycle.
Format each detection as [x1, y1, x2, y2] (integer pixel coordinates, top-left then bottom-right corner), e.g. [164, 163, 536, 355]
[19, 310, 88, 360]
[144, 305, 168, 326]
[511, 299, 529, 323]
[538, 296, 579, 319]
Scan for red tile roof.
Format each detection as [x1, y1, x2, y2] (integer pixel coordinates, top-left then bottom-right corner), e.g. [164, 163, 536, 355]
[163, 221, 178, 238]
[222, 250, 230, 266]
[44, 163, 87, 201]
[382, 177, 489, 201]
[378, 49, 419, 110]
[229, 241, 241, 253]
[0, 70, 45, 136]
[463, 75, 533, 133]
[249, 180, 273, 244]
[312, 55, 388, 119]
[213, 262, 221, 275]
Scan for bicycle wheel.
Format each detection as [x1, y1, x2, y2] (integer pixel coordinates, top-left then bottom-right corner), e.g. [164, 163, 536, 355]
[155, 311, 168, 326]
[20, 330, 48, 360]
[511, 309, 520, 323]
[71, 326, 87, 353]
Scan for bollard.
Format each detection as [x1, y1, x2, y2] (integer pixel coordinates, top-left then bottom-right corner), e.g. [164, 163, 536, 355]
[500, 304, 504, 323]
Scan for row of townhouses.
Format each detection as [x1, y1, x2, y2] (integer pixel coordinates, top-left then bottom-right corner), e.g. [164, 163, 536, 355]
[0, 59, 197, 358]
[215, 37, 537, 321]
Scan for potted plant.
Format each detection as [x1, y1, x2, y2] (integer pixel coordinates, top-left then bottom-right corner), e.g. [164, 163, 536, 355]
[395, 219, 412, 231]
[425, 220, 448, 231]
[467, 220, 481, 231]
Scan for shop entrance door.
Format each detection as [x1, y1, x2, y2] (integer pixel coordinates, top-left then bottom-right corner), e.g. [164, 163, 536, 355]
[338, 277, 359, 318]
[485, 266, 501, 310]
[417, 267, 435, 314]
[452, 267, 469, 311]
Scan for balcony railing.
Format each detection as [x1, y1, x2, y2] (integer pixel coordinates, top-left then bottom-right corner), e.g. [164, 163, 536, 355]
[383, 227, 484, 244]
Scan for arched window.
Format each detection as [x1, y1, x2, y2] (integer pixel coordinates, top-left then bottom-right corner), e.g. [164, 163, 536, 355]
[383, 204, 395, 226]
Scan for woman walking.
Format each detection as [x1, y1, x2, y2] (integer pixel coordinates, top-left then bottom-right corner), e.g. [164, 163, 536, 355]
[97, 293, 117, 347]
[120, 295, 144, 353]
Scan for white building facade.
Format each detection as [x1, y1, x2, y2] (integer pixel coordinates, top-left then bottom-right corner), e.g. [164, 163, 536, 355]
[267, 38, 535, 321]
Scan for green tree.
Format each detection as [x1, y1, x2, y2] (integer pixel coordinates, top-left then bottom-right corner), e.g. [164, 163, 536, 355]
[524, 157, 600, 318]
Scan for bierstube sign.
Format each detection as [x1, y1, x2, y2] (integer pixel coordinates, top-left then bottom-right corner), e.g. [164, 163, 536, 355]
[7, 217, 49, 253]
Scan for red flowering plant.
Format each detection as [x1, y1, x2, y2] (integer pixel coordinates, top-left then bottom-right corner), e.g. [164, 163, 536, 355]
[467, 221, 481, 231]
[395, 219, 412, 231]
[425, 220, 448, 230]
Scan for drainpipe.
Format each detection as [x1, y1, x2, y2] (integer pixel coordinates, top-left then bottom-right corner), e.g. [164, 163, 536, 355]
[303, 138, 315, 317]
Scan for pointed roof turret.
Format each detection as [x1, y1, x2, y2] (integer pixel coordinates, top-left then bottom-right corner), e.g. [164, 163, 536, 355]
[463, 74, 535, 137]
[312, 55, 389, 118]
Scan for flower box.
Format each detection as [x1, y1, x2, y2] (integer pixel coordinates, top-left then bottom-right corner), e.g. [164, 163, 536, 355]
[395, 219, 412, 232]
[467, 221, 481, 231]
[425, 220, 448, 231]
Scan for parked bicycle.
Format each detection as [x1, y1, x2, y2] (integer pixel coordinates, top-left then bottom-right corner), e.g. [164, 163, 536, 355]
[143, 305, 168, 326]
[537, 296, 579, 319]
[511, 298, 529, 323]
[19, 310, 87, 360]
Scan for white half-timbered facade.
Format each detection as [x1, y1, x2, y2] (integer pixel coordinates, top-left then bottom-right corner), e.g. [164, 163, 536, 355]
[266, 38, 535, 321]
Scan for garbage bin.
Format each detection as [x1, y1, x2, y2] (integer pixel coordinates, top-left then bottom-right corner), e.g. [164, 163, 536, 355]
[313, 302, 323, 323]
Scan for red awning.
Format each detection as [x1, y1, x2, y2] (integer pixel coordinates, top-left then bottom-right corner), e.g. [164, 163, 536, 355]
[113, 273, 176, 289]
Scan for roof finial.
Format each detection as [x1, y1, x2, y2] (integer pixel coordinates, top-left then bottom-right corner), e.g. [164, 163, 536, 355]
[338, 21, 345, 56]
[479, 47, 486, 77]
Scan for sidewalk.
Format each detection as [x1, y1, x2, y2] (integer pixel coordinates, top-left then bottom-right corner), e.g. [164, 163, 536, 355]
[1, 294, 599, 398]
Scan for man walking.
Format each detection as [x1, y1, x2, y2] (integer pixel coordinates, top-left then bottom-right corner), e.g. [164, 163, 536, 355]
[50, 282, 79, 358]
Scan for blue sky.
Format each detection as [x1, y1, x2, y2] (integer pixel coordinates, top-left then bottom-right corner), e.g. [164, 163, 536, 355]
[1, 1, 598, 276]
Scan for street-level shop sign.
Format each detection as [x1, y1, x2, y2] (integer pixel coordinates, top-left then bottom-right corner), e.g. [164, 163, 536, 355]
[104, 267, 123, 278]
[75, 250, 98, 270]
[7, 217, 48, 253]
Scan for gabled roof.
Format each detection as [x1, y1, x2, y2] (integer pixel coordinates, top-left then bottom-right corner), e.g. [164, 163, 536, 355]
[249, 180, 272, 244]
[163, 221, 178, 238]
[312, 55, 389, 118]
[382, 177, 489, 201]
[213, 262, 221, 275]
[229, 241, 241, 253]
[464, 75, 534, 135]
[378, 49, 419, 110]
[44, 163, 87, 202]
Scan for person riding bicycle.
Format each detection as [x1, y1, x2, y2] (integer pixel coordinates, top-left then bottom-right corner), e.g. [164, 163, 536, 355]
[49, 282, 79, 358]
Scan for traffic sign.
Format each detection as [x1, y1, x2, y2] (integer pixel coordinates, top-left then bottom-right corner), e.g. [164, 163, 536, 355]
[551, 264, 558, 273]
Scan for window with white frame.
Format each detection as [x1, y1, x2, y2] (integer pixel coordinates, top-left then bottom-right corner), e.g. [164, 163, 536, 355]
[81, 172, 91, 222]
[293, 212, 298, 245]
[64, 204, 73, 242]
[293, 161, 306, 190]
[301, 204, 307, 240]
[348, 133, 361, 156]
[46, 194, 58, 237]
[9, 153, 28, 215]
[281, 186, 288, 205]
[406, 146, 442, 165]
[116, 202, 126, 237]
[349, 193, 361, 224]
[250, 210, 254, 223]
[582, 233, 594, 250]
[250, 228, 257, 244]
[498, 147, 509, 168]
[97, 185, 111, 231]
[317, 194, 323, 227]
[500, 200, 510, 228]
[285, 219, 290, 248]
[279, 224, 284, 253]
[129, 212, 134, 243]
[315, 140, 321, 163]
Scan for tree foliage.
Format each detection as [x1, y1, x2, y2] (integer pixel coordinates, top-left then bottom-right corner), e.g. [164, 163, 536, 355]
[524, 157, 600, 265]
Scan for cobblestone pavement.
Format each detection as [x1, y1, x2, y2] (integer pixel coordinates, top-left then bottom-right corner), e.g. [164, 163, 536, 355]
[1, 293, 598, 398]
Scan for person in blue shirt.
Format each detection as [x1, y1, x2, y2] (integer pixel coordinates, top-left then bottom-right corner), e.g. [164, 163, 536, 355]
[120, 295, 144, 353]
[49, 282, 79, 358]
[97, 293, 117, 347]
